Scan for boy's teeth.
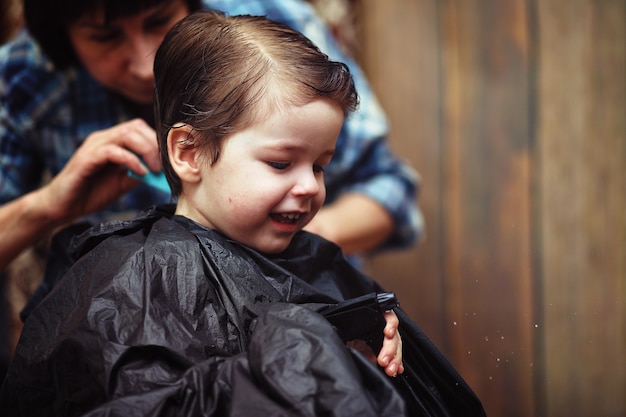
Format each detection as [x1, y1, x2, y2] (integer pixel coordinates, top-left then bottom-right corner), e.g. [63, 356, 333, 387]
[282, 213, 299, 220]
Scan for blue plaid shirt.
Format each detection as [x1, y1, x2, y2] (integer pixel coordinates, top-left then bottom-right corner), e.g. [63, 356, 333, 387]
[0, 0, 423, 251]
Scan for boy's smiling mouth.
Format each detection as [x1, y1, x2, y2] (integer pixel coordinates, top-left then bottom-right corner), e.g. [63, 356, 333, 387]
[270, 212, 302, 224]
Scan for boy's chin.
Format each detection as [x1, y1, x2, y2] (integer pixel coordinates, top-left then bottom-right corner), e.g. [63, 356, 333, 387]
[253, 235, 297, 255]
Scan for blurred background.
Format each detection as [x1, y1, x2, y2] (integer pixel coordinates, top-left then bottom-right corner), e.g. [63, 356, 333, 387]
[2, 0, 624, 416]
[311, 0, 624, 416]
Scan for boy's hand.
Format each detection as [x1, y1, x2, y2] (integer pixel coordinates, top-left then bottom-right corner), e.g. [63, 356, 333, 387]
[377, 310, 404, 377]
[345, 310, 404, 377]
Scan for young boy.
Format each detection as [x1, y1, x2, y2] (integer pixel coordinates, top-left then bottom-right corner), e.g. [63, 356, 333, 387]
[1, 10, 408, 416]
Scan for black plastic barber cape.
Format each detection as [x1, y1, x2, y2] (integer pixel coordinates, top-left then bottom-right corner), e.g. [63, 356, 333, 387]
[1, 205, 486, 417]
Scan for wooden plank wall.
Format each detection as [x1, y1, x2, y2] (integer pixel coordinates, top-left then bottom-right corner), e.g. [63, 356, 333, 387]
[537, 1, 626, 416]
[355, 1, 626, 416]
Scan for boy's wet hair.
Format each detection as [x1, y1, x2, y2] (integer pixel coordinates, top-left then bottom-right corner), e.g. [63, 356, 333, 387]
[154, 9, 358, 196]
[24, 0, 202, 69]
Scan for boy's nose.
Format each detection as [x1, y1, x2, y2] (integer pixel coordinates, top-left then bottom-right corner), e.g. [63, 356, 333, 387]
[292, 171, 321, 196]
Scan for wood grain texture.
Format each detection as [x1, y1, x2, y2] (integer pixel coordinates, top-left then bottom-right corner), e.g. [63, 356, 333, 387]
[358, 0, 447, 347]
[438, 1, 535, 415]
[358, 0, 625, 416]
[537, 0, 626, 416]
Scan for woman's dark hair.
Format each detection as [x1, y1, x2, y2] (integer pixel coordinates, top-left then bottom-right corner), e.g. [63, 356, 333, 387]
[154, 9, 358, 196]
[24, 0, 202, 69]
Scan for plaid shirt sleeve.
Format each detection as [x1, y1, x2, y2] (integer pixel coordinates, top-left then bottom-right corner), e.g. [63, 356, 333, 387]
[205, 0, 424, 250]
[0, 31, 53, 204]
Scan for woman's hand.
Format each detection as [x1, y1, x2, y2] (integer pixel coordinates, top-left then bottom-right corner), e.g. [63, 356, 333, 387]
[43, 118, 161, 223]
[0, 118, 160, 270]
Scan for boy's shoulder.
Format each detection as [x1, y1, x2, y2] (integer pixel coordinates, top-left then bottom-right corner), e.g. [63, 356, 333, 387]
[72, 205, 186, 255]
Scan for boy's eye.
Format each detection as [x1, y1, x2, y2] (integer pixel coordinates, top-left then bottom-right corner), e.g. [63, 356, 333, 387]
[313, 165, 325, 174]
[268, 162, 290, 170]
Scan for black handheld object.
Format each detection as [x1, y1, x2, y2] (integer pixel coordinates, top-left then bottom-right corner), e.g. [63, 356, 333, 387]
[320, 292, 398, 349]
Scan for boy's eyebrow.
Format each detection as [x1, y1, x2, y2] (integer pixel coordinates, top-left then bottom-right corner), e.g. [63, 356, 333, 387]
[270, 143, 335, 156]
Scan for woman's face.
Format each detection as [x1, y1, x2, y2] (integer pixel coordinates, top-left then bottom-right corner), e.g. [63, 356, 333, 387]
[175, 98, 345, 254]
[67, 0, 189, 104]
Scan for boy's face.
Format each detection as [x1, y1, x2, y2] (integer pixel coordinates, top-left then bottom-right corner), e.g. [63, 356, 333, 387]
[67, 0, 189, 104]
[176, 98, 344, 254]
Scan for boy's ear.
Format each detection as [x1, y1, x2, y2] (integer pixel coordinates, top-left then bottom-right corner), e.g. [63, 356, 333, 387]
[168, 125, 201, 183]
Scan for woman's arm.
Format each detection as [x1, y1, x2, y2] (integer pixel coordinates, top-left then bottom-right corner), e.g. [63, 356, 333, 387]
[0, 119, 161, 270]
